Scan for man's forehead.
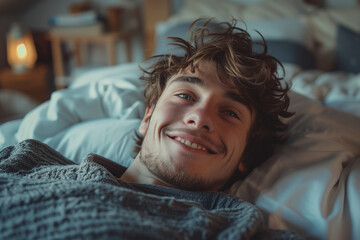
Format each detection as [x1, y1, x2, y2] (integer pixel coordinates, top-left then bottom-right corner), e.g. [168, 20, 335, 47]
[167, 62, 217, 87]
[168, 76, 205, 86]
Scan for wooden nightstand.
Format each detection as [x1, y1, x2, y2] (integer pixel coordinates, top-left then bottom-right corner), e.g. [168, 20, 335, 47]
[0, 64, 53, 103]
[50, 30, 134, 89]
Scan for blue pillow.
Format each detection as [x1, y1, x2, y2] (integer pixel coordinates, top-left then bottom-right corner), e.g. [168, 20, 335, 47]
[155, 21, 224, 56]
[155, 21, 316, 70]
[335, 25, 360, 73]
[253, 40, 316, 70]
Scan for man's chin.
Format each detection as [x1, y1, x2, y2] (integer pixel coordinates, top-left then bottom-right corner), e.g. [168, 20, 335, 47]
[139, 140, 224, 191]
[140, 153, 210, 190]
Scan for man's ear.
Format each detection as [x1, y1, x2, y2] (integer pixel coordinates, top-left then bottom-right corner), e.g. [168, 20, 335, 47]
[139, 106, 155, 135]
[238, 162, 246, 173]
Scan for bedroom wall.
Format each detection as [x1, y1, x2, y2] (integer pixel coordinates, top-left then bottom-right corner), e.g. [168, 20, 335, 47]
[0, 0, 144, 77]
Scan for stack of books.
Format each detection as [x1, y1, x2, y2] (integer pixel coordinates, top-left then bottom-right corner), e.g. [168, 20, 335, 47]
[49, 11, 104, 36]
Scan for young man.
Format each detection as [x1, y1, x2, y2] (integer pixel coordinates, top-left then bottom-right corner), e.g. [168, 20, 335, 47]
[0, 19, 301, 239]
[120, 19, 293, 191]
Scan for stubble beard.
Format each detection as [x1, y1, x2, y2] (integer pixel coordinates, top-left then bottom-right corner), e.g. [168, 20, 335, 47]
[138, 141, 216, 191]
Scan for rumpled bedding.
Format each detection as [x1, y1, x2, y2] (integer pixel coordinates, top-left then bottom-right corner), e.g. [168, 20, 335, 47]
[0, 139, 301, 240]
[0, 63, 146, 165]
[281, 64, 360, 117]
[0, 63, 359, 240]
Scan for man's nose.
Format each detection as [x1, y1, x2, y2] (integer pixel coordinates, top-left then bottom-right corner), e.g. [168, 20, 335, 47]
[184, 101, 214, 132]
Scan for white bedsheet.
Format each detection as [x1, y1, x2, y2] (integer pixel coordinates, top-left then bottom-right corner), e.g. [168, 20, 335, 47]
[283, 64, 360, 117]
[0, 62, 359, 240]
[229, 92, 360, 239]
[1, 63, 145, 164]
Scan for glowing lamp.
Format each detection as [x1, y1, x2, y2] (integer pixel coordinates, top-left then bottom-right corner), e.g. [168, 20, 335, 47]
[7, 23, 37, 73]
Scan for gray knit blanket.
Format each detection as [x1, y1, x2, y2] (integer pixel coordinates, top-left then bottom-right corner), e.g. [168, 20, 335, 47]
[0, 139, 301, 240]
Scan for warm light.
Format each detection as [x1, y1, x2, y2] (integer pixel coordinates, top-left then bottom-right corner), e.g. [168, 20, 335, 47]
[7, 23, 37, 73]
[16, 43, 28, 59]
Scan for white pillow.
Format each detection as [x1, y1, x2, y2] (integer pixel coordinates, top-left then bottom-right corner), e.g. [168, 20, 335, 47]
[44, 118, 141, 167]
[229, 92, 360, 239]
[70, 62, 144, 89]
[14, 62, 146, 168]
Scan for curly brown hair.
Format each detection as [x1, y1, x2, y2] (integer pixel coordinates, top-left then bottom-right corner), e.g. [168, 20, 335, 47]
[134, 18, 293, 180]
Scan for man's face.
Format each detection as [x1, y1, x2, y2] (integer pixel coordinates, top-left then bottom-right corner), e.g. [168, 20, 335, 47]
[139, 61, 253, 191]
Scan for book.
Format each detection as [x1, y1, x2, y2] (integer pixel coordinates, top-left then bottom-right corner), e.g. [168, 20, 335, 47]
[49, 22, 104, 36]
[49, 11, 98, 27]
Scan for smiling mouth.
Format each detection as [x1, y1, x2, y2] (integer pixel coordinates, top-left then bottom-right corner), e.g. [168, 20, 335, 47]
[173, 136, 215, 154]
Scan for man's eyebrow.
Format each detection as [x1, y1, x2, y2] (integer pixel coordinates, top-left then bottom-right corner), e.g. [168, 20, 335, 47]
[225, 91, 252, 113]
[169, 76, 204, 86]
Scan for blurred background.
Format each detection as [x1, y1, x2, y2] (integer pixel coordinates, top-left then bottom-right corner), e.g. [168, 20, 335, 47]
[0, 0, 359, 122]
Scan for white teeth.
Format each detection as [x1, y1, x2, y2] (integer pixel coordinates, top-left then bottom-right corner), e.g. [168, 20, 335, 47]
[174, 137, 207, 151]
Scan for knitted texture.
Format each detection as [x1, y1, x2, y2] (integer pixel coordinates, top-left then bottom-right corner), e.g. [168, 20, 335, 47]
[0, 139, 301, 240]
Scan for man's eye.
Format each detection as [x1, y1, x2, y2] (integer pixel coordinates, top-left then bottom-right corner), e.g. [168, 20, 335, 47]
[177, 94, 194, 101]
[224, 110, 239, 119]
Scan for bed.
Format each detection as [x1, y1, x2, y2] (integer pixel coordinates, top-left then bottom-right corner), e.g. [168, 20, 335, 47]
[1, 0, 360, 239]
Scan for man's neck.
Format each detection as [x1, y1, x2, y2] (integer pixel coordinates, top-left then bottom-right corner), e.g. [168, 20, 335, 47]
[120, 157, 174, 188]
